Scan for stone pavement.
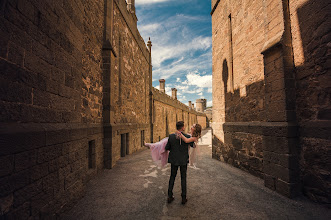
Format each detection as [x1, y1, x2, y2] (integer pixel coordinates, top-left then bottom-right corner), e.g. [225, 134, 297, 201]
[61, 129, 330, 220]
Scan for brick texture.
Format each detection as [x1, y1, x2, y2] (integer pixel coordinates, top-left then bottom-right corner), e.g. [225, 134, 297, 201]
[0, 0, 207, 217]
[212, 0, 330, 203]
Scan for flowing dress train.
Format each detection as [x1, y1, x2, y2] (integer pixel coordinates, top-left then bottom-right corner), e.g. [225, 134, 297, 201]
[147, 137, 199, 168]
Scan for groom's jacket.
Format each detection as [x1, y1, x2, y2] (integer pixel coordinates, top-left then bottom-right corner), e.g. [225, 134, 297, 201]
[165, 133, 194, 166]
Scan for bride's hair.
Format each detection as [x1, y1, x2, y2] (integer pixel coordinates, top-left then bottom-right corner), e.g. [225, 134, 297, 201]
[192, 124, 202, 138]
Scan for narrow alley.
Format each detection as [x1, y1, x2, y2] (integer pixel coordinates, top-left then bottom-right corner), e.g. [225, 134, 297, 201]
[61, 129, 329, 220]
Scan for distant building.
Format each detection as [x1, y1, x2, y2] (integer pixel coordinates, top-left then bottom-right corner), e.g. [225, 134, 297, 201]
[196, 99, 207, 113]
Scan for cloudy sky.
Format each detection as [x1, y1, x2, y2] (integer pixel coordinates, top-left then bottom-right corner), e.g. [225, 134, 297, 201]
[135, 0, 212, 107]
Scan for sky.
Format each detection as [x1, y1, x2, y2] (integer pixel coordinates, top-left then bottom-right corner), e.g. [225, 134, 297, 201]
[135, 0, 212, 107]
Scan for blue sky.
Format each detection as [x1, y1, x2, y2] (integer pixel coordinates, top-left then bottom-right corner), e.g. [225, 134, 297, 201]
[135, 0, 212, 107]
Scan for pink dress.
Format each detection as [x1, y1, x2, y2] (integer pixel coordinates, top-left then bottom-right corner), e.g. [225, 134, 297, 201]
[148, 137, 169, 168]
[148, 137, 199, 168]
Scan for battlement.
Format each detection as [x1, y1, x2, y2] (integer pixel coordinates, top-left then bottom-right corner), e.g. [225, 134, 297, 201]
[152, 87, 206, 116]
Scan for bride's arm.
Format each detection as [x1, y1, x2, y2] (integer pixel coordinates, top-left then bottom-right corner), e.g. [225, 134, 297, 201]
[179, 133, 197, 143]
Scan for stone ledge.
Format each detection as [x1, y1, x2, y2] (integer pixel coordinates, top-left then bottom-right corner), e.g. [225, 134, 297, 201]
[152, 87, 206, 116]
[261, 31, 284, 54]
[0, 123, 103, 156]
[223, 121, 298, 137]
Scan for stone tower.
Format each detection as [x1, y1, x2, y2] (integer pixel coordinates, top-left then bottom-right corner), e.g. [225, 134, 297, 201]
[196, 99, 207, 113]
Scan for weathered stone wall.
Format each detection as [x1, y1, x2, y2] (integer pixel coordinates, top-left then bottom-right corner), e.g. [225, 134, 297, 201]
[211, 0, 265, 181]
[0, 0, 207, 217]
[289, 0, 331, 204]
[152, 88, 206, 141]
[197, 115, 207, 129]
[0, 0, 105, 218]
[212, 0, 330, 204]
[107, 0, 151, 166]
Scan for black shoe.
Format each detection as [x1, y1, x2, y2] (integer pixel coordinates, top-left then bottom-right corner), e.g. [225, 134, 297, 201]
[181, 198, 187, 205]
[167, 196, 175, 203]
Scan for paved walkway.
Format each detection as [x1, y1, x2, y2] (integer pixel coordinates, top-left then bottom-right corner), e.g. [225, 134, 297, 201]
[62, 129, 330, 220]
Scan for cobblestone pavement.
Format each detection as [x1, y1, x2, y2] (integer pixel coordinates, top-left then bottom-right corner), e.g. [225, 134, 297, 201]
[62, 129, 330, 220]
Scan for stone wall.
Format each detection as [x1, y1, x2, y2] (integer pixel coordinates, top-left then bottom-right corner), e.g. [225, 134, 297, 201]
[211, 0, 266, 182]
[105, 0, 151, 167]
[0, 0, 105, 218]
[289, 0, 331, 204]
[0, 0, 208, 217]
[211, 0, 330, 204]
[152, 88, 206, 142]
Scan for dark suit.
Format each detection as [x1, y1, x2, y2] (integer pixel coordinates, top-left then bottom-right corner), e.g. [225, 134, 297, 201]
[165, 132, 194, 199]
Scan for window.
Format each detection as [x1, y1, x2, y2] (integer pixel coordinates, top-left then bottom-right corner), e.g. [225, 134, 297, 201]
[88, 140, 96, 169]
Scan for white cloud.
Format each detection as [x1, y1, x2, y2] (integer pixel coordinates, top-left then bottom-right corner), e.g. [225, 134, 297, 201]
[136, 4, 212, 106]
[207, 100, 212, 107]
[185, 71, 212, 88]
[139, 23, 161, 33]
[165, 86, 172, 96]
[151, 35, 211, 69]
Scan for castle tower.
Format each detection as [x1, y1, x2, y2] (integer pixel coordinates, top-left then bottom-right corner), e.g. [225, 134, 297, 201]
[196, 99, 206, 113]
[159, 79, 165, 93]
[188, 101, 192, 108]
[172, 88, 177, 99]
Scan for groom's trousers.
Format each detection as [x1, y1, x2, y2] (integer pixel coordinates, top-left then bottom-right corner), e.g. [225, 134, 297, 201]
[168, 164, 187, 198]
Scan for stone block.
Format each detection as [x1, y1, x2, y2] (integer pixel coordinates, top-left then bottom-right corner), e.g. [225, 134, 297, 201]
[37, 144, 62, 164]
[10, 169, 31, 191]
[42, 172, 59, 195]
[275, 179, 301, 198]
[4, 201, 30, 220]
[263, 151, 299, 170]
[232, 138, 243, 150]
[14, 150, 37, 172]
[24, 51, 52, 77]
[49, 159, 59, 173]
[0, 155, 14, 177]
[0, 193, 13, 215]
[13, 179, 42, 207]
[0, 76, 33, 104]
[0, 176, 13, 197]
[45, 126, 70, 146]
[30, 192, 52, 217]
[58, 154, 70, 168]
[263, 160, 299, 183]
[300, 121, 331, 139]
[317, 108, 331, 120]
[30, 163, 49, 181]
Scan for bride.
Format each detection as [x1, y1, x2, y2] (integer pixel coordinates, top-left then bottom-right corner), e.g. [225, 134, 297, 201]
[144, 124, 202, 168]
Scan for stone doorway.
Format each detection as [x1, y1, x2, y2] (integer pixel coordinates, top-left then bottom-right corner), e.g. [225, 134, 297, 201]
[121, 133, 129, 157]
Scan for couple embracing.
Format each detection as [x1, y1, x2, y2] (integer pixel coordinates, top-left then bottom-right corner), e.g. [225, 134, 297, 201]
[145, 121, 202, 205]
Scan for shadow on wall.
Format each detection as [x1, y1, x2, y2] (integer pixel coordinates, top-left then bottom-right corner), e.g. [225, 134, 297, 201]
[213, 59, 265, 178]
[222, 59, 265, 122]
[295, 0, 331, 204]
[213, 0, 330, 204]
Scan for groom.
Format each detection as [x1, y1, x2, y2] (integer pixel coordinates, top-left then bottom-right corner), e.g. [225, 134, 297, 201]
[165, 121, 194, 205]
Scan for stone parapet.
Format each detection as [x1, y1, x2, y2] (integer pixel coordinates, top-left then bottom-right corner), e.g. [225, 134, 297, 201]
[152, 87, 206, 116]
